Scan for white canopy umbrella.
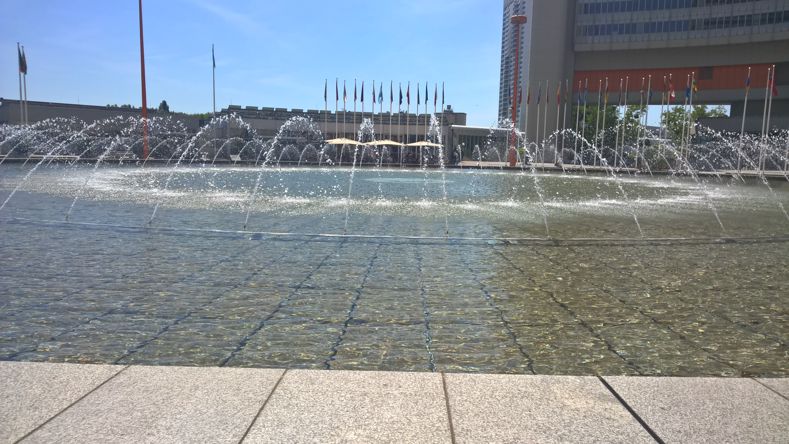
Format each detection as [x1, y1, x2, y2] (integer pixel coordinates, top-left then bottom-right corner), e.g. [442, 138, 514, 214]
[367, 139, 404, 146]
[405, 141, 443, 148]
[324, 137, 363, 146]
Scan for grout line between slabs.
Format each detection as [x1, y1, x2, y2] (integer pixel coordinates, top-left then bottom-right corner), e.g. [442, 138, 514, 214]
[440, 372, 457, 444]
[597, 376, 665, 444]
[14, 364, 131, 443]
[238, 368, 288, 443]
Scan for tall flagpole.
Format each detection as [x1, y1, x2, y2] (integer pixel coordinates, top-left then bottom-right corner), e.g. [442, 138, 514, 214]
[593, 79, 602, 167]
[660, 76, 667, 140]
[580, 80, 588, 166]
[554, 80, 561, 164]
[761, 66, 770, 139]
[353, 78, 357, 141]
[20, 45, 28, 125]
[335, 79, 339, 141]
[323, 78, 328, 140]
[389, 81, 393, 141]
[17, 43, 24, 125]
[600, 78, 609, 165]
[574, 81, 581, 165]
[398, 82, 403, 164]
[535, 81, 542, 159]
[679, 74, 689, 160]
[561, 78, 568, 161]
[620, 76, 629, 168]
[759, 67, 770, 171]
[686, 72, 696, 158]
[212, 44, 216, 118]
[738, 67, 751, 172]
[543, 80, 549, 165]
[343, 80, 347, 140]
[766, 64, 775, 139]
[138, 0, 149, 159]
[614, 78, 623, 167]
[405, 82, 410, 165]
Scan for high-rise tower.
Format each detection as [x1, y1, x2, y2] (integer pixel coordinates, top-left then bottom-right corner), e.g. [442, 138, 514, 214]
[498, 0, 533, 127]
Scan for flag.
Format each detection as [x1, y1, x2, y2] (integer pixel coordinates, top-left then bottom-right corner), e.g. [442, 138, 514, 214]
[434, 84, 438, 107]
[212, 44, 215, 69]
[564, 80, 569, 104]
[336, 79, 339, 102]
[536, 83, 541, 104]
[604, 78, 609, 103]
[390, 81, 394, 105]
[360, 81, 364, 103]
[583, 81, 588, 104]
[354, 80, 357, 103]
[18, 45, 27, 74]
[668, 75, 675, 102]
[556, 82, 561, 104]
[425, 82, 428, 107]
[518, 88, 522, 105]
[324, 79, 327, 103]
[372, 82, 375, 104]
[692, 77, 699, 94]
[640, 77, 645, 102]
[526, 84, 531, 105]
[379, 82, 383, 104]
[343, 81, 347, 103]
[685, 76, 691, 100]
[417, 83, 420, 105]
[399, 84, 403, 106]
[442, 82, 445, 105]
[406, 83, 410, 105]
[745, 69, 751, 91]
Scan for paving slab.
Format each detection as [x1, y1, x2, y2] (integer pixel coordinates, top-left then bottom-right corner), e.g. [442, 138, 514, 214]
[0, 361, 123, 444]
[757, 378, 789, 399]
[444, 373, 652, 443]
[606, 376, 789, 443]
[243, 369, 451, 443]
[24, 365, 284, 444]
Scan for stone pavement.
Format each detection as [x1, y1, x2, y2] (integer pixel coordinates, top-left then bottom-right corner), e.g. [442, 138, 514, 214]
[1, 361, 787, 443]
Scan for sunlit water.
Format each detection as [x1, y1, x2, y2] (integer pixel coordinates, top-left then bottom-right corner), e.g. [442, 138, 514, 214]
[1, 163, 787, 376]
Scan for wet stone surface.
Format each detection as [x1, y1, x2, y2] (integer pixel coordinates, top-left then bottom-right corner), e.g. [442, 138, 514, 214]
[0, 166, 788, 376]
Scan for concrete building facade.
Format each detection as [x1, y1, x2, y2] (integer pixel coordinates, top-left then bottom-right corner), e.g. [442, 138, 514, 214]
[501, 0, 789, 140]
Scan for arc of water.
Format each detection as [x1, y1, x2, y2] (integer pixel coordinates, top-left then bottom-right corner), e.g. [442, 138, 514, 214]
[65, 136, 124, 221]
[242, 147, 276, 229]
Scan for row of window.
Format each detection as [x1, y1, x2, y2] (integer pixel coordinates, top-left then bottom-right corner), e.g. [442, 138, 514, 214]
[581, 0, 762, 15]
[579, 10, 789, 36]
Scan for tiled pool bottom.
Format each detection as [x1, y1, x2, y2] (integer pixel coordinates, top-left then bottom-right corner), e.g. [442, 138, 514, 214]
[1, 220, 787, 377]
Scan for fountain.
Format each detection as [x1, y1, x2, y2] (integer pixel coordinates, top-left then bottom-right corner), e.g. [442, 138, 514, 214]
[1, 113, 788, 377]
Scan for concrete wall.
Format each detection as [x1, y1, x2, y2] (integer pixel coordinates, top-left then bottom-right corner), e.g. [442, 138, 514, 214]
[0, 99, 201, 131]
[522, 0, 577, 141]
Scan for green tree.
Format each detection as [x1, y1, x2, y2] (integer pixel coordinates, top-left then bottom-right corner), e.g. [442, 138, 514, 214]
[661, 105, 727, 144]
[158, 100, 170, 113]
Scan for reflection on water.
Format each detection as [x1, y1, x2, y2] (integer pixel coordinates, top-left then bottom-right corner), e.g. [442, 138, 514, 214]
[0, 165, 787, 376]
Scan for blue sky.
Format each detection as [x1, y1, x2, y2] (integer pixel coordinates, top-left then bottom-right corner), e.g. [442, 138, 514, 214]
[0, 0, 502, 126]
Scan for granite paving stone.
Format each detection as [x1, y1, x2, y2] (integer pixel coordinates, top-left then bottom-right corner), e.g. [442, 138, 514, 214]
[445, 373, 653, 443]
[606, 376, 789, 443]
[0, 361, 123, 444]
[757, 378, 789, 399]
[23, 365, 284, 444]
[243, 369, 452, 443]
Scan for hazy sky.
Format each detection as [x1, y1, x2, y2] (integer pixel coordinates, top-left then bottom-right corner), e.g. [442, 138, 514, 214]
[0, 0, 502, 126]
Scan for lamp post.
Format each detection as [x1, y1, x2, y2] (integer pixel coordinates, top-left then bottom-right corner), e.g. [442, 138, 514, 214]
[509, 14, 527, 167]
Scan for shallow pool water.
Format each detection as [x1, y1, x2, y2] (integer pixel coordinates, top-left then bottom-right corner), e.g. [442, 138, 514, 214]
[1, 164, 787, 376]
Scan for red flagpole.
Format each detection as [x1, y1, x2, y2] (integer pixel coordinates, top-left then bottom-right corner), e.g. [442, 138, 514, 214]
[138, 0, 149, 160]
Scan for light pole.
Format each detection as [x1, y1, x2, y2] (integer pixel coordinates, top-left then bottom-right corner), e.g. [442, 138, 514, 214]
[509, 14, 527, 167]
